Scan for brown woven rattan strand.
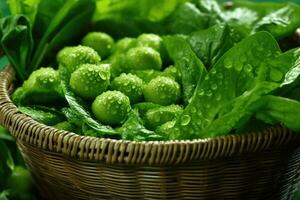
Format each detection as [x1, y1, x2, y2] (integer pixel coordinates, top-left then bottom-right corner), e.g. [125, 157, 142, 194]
[1, 65, 300, 200]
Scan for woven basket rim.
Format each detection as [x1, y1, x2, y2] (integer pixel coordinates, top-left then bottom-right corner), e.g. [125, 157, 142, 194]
[1, 65, 299, 165]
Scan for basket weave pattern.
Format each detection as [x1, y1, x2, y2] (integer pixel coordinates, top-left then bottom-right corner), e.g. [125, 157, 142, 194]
[1, 66, 300, 200]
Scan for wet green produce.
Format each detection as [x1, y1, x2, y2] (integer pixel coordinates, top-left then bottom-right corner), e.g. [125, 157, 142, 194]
[2, 0, 300, 142]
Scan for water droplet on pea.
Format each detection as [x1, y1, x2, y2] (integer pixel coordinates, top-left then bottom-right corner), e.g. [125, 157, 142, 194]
[180, 115, 191, 126]
[98, 71, 108, 80]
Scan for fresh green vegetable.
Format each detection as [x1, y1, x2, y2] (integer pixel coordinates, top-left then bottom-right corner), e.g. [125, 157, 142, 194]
[111, 73, 144, 104]
[117, 109, 162, 141]
[256, 95, 300, 132]
[144, 104, 183, 130]
[11, 67, 63, 105]
[0, 15, 33, 81]
[18, 106, 65, 126]
[252, 3, 300, 40]
[81, 32, 114, 59]
[53, 121, 76, 132]
[187, 24, 234, 69]
[92, 91, 131, 126]
[0, 0, 96, 81]
[143, 76, 181, 106]
[136, 33, 168, 61]
[0, 126, 36, 200]
[57, 45, 101, 74]
[112, 37, 137, 54]
[129, 69, 163, 83]
[6, 166, 33, 193]
[163, 36, 207, 104]
[2, 0, 300, 143]
[168, 31, 282, 139]
[163, 65, 182, 83]
[70, 64, 110, 100]
[61, 79, 118, 136]
[126, 47, 162, 70]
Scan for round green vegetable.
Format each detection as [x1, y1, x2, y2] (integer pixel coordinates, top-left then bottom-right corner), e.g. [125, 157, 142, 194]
[137, 34, 162, 52]
[137, 33, 168, 61]
[144, 76, 181, 106]
[112, 37, 137, 54]
[163, 65, 182, 83]
[92, 91, 131, 125]
[81, 32, 114, 59]
[111, 73, 144, 104]
[12, 67, 63, 104]
[109, 54, 128, 78]
[57, 45, 101, 73]
[126, 47, 162, 70]
[70, 64, 110, 99]
[6, 166, 33, 193]
[129, 69, 163, 83]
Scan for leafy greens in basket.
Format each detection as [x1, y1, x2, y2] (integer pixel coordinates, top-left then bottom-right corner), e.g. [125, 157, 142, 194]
[1, 0, 300, 141]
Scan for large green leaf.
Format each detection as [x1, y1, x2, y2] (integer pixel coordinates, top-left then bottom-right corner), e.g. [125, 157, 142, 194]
[117, 109, 162, 141]
[187, 24, 234, 69]
[61, 79, 118, 136]
[30, 0, 95, 71]
[169, 32, 281, 139]
[256, 95, 300, 132]
[7, 0, 40, 24]
[0, 15, 33, 81]
[253, 3, 300, 40]
[93, 0, 186, 22]
[163, 2, 209, 34]
[163, 36, 207, 105]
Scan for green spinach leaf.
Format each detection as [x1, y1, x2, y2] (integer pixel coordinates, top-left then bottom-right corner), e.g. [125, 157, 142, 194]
[18, 106, 65, 126]
[117, 109, 163, 141]
[7, 0, 40, 24]
[169, 32, 281, 139]
[61, 80, 118, 136]
[253, 3, 300, 40]
[0, 15, 33, 81]
[164, 2, 209, 34]
[164, 35, 207, 105]
[31, 0, 95, 70]
[256, 95, 300, 132]
[187, 24, 234, 69]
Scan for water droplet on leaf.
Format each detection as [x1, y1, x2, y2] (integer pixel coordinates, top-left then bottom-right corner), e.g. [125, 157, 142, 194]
[270, 68, 283, 82]
[224, 58, 232, 69]
[211, 83, 217, 90]
[206, 90, 213, 97]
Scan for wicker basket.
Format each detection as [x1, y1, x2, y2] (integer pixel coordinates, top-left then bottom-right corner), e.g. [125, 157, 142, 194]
[1, 65, 300, 200]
